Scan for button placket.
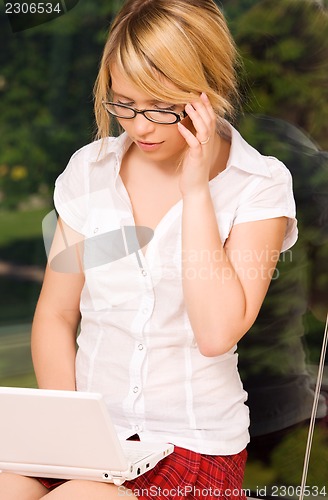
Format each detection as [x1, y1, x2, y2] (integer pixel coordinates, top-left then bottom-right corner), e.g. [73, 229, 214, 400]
[128, 337, 147, 408]
[124, 250, 154, 429]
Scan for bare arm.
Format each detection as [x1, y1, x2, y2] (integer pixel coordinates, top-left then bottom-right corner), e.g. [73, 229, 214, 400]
[31, 218, 85, 389]
[182, 187, 286, 356]
[178, 93, 288, 356]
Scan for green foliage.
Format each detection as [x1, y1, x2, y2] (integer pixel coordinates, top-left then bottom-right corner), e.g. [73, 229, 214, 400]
[243, 460, 277, 490]
[271, 425, 328, 487]
[1, 0, 328, 206]
[0, 0, 120, 208]
[218, 0, 259, 21]
[234, 0, 328, 149]
[0, 3, 327, 488]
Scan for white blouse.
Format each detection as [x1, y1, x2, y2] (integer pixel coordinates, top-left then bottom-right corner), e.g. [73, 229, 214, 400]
[54, 123, 298, 455]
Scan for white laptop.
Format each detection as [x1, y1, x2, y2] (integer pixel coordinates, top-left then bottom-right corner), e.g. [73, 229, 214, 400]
[0, 386, 174, 486]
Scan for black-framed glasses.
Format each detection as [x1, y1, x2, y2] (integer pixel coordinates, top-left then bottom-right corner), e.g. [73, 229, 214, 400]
[102, 101, 187, 125]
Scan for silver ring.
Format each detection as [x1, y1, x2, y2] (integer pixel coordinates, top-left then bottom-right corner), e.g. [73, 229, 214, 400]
[200, 137, 210, 145]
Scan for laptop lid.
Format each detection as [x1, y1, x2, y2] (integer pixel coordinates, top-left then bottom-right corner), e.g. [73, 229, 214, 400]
[0, 387, 173, 485]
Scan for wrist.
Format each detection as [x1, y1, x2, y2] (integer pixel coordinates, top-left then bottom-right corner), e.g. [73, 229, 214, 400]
[182, 185, 211, 203]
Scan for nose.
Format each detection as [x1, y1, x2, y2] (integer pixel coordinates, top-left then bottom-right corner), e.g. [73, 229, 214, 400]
[133, 112, 156, 137]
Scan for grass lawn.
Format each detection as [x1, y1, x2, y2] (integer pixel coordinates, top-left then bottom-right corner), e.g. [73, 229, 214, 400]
[0, 207, 50, 348]
[0, 207, 50, 246]
[0, 372, 37, 388]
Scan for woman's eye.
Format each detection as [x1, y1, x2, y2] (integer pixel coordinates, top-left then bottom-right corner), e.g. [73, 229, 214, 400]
[154, 104, 176, 111]
[117, 101, 134, 106]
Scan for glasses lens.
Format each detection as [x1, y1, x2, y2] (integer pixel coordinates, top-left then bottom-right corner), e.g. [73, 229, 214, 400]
[144, 110, 178, 124]
[104, 103, 135, 118]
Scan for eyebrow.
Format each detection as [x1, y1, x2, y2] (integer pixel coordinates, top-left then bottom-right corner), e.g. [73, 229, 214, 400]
[111, 92, 134, 101]
[111, 92, 173, 106]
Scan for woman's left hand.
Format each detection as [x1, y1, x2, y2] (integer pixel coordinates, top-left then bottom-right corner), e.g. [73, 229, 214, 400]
[177, 92, 218, 197]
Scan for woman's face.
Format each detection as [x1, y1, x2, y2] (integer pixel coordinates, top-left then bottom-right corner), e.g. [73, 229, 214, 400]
[110, 64, 192, 165]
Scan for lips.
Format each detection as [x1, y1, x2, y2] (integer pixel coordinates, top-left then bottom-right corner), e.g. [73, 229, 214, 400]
[136, 140, 164, 151]
[137, 140, 162, 146]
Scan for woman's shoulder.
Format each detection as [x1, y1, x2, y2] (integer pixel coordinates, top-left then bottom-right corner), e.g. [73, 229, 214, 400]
[68, 135, 123, 165]
[55, 134, 129, 190]
[228, 123, 289, 179]
[263, 154, 292, 180]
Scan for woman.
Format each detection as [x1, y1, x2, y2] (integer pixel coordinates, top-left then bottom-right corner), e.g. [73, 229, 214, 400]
[0, 0, 297, 498]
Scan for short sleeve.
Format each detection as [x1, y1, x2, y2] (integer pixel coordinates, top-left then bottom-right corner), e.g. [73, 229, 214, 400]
[53, 148, 89, 234]
[234, 158, 298, 252]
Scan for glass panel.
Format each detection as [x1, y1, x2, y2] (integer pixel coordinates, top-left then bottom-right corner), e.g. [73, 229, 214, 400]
[219, 0, 328, 496]
[1, 0, 327, 497]
[0, 210, 47, 388]
[0, 0, 120, 385]
[237, 114, 328, 494]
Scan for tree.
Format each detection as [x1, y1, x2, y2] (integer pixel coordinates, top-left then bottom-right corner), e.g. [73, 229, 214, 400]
[0, 0, 120, 208]
[233, 0, 328, 149]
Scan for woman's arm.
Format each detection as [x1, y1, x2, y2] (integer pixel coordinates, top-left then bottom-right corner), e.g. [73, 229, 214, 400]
[178, 93, 288, 356]
[181, 188, 286, 356]
[31, 218, 85, 389]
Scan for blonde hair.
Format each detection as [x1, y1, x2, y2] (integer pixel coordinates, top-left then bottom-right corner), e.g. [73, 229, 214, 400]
[94, 0, 240, 139]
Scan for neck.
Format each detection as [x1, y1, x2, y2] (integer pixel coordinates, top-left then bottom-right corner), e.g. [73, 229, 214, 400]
[209, 133, 231, 180]
[128, 142, 185, 177]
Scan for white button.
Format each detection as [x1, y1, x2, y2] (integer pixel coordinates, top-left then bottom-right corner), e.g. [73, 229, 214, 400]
[142, 308, 148, 314]
[94, 227, 99, 233]
[138, 344, 144, 351]
[133, 386, 139, 393]
[135, 425, 141, 432]
[141, 269, 147, 277]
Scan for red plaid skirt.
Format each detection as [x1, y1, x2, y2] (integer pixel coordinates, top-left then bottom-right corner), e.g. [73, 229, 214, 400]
[37, 446, 247, 499]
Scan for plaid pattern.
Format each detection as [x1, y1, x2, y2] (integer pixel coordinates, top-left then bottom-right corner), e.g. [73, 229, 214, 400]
[37, 477, 67, 490]
[35, 477, 66, 490]
[125, 446, 247, 499]
[37, 446, 247, 499]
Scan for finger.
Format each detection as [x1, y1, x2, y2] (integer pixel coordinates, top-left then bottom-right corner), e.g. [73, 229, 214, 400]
[200, 92, 216, 118]
[177, 122, 203, 151]
[190, 95, 216, 129]
[185, 103, 210, 143]
[186, 93, 217, 142]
